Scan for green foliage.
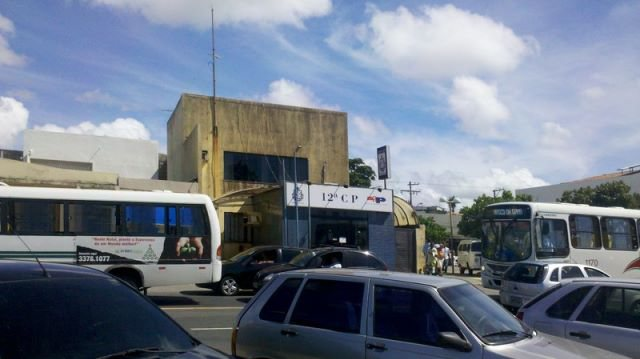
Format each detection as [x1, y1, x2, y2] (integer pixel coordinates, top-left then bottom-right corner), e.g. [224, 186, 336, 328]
[558, 181, 639, 208]
[348, 158, 376, 187]
[419, 216, 449, 244]
[458, 190, 532, 238]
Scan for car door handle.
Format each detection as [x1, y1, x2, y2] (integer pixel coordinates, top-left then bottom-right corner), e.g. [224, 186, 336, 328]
[366, 343, 387, 351]
[281, 329, 297, 337]
[569, 331, 591, 339]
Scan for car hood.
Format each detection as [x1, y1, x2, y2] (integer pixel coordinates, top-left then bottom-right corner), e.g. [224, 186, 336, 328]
[256, 263, 297, 278]
[486, 333, 628, 359]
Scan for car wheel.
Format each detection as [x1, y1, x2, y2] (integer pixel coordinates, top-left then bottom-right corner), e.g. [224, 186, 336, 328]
[467, 264, 473, 276]
[219, 276, 239, 296]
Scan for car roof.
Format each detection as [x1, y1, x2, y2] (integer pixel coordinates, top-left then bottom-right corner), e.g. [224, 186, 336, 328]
[311, 246, 375, 254]
[0, 259, 109, 282]
[563, 277, 640, 286]
[277, 268, 468, 289]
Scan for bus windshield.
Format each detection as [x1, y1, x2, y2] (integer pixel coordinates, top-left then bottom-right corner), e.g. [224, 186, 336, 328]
[482, 220, 532, 262]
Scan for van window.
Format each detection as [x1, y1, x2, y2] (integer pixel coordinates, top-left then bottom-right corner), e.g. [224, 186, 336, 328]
[290, 279, 364, 333]
[471, 242, 481, 251]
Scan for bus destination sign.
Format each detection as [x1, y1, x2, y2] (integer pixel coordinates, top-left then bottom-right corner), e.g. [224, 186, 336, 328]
[485, 205, 531, 220]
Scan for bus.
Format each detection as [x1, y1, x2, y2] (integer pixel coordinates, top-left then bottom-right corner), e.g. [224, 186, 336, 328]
[0, 185, 222, 290]
[481, 202, 640, 289]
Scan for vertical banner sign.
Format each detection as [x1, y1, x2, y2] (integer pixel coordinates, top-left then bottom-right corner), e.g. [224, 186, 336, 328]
[377, 145, 390, 180]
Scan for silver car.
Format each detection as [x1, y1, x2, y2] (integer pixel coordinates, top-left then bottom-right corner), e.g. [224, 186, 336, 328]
[517, 277, 640, 358]
[232, 269, 624, 358]
[500, 262, 609, 310]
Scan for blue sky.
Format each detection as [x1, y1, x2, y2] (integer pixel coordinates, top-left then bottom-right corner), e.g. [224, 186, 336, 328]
[1, 1, 640, 207]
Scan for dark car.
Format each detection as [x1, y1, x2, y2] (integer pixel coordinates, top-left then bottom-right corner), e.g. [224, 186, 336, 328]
[196, 245, 308, 296]
[253, 247, 387, 289]
[0, 260, 230, 359]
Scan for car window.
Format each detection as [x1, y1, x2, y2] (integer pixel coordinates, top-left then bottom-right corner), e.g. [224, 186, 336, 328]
[250, 249, 277, 265]
[560, 266, 585, 280]
[367, 255, 387, 270]
[282, 249, 303, 262]
[373, 285, 461, 346]
[344, 251, 369, 267]
[546, 285, 593, 320]
[549, 268, 559, 282]
[259, 278, 302, 323]
[577, 286, 640, 330]
[319, 252, 343, 268]
[585, 267, 608, 277]
[290, 279, 364, 333]
[0, 277, 196, 359]
[504, 263, 546, 284]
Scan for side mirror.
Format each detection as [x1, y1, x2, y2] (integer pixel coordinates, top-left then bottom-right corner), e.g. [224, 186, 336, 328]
[438, 332, 472, 352]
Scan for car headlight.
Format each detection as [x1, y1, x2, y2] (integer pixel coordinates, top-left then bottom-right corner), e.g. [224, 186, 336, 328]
[264, 274, 274, 282]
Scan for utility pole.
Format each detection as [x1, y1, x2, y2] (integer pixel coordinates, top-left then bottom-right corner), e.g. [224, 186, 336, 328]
[401, 182, 420, 206]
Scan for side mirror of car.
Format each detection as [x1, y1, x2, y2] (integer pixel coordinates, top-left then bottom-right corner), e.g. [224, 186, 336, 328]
[438, 332, 472, 352]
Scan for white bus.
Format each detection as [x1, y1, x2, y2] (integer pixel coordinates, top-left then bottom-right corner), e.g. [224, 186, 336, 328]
[481, 202, 640, 289]
[0, 185, 221, 290]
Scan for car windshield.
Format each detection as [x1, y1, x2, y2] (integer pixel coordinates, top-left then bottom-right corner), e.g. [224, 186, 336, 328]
[0, 277, 197, 359]
[440, 284, 531, 345]
[288, 250, 317, 267]
[482, 220, 532, 262]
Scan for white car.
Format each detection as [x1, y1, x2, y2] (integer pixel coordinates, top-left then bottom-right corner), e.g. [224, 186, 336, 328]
[517, 278, 640, 358]
[232, 269, 625, 359]
[500, 262, 609, 310]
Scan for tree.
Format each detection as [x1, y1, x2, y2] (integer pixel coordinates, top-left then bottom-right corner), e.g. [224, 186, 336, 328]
[558, 181, 639, 208]
[458, 190, 532, 238]
[348, 158, 376, 187]
[419, 216, 449, 244]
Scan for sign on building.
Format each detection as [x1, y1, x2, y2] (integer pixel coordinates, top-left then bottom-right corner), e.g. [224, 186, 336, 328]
[285, 182, 393, 213]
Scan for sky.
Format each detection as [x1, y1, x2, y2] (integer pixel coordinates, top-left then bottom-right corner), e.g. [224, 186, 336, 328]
[1, 1, 640, 208]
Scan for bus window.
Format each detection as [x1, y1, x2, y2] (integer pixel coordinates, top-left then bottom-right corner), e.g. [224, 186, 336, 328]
[536, 219, 569, 259]
[124, 204, 166, 236]
[68, 203, 118, 235]
[179, 206, 207, 236]
[13, 201, 64, 235]
[602, 217, 638, 250]
[569, 215, 601, 249]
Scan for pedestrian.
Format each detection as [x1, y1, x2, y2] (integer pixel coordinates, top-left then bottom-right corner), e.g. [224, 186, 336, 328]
[430, 245, 439, 275]
[422, 241, 431, 275]
[443, 245, 450, 274]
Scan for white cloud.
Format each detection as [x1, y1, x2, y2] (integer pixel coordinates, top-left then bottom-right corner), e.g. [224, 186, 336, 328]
[581, 86, 605, 100]
[75, 89, 117, 106]
[448, 76, 510, 139]
[539, 122, 572, 147]
[260, 78, 338, 110]
[0, 13, 27, 67]
[329, 4, 533, 81]
[89, 0, 332, 30]
[0, 96, 29, 149]
[35, 118, 151, 140]
[350, 115, 390, 140]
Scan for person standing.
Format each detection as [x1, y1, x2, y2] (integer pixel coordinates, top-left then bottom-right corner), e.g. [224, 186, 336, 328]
[422, 241, 431, 274]
[443, 245, 450, 274]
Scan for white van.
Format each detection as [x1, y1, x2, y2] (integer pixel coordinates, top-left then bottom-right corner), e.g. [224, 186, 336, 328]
[457, 239, 482, 275]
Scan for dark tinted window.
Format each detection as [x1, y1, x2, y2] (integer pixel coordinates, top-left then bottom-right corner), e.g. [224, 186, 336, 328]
[68, 203, 118, 235]
[259, 278, 302, 323]
[471, 242, 481, 251]
[282, 249, 303, 262]
[374, 285, 461, 346]
[224, 151, 308, 183]
[290, 279, 364, 333]
[250, 249, 277, 264]
[0, 277, 196, 359]
[585, 268, 609, 277]
[504, 263, 546, 284]
[546, 286, 592, 320]
[549, 268, 559, 282]
[13, 201, 64, 235]
[577, 286, 640, 330]
[560, 266, 585, 280]
[569, 215, 601, 249]
[318, 252, 343, 268]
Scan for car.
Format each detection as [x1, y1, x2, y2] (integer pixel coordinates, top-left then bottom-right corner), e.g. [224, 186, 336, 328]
[516, 277, 640, 358]
[196, 245, 308, 296]
[252, 246, 387, 289]
[232, 269, 625, 359]
[500, 262, 609, 310]
[0, 259, 230, 359]
[457, 239, 482, 275]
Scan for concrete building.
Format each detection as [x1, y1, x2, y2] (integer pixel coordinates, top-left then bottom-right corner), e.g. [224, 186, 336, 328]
[23, 129, 160, 179]
[517, 167, 640, 202]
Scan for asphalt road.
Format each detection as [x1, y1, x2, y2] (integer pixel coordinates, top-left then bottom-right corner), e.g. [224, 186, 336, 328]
[148, 272, 496, 355]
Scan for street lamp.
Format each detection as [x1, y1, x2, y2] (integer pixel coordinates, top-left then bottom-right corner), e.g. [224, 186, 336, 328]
[293, 145, 302, 247]
[440, 196, 460, 274]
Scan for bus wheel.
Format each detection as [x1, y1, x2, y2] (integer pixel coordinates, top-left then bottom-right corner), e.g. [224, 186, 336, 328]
[219, 276, 239, 296]
[459, 265, 465, 275]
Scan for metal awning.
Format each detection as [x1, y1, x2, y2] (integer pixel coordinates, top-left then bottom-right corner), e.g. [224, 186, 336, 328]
[394, 196, 419, 227]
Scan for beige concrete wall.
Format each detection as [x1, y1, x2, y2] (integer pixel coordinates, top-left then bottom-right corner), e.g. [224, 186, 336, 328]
[167, 94, 349, 201]
[0, 158, 117, 189]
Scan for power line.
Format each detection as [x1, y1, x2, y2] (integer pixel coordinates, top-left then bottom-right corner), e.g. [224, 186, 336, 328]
[400, 182, 420, 206]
